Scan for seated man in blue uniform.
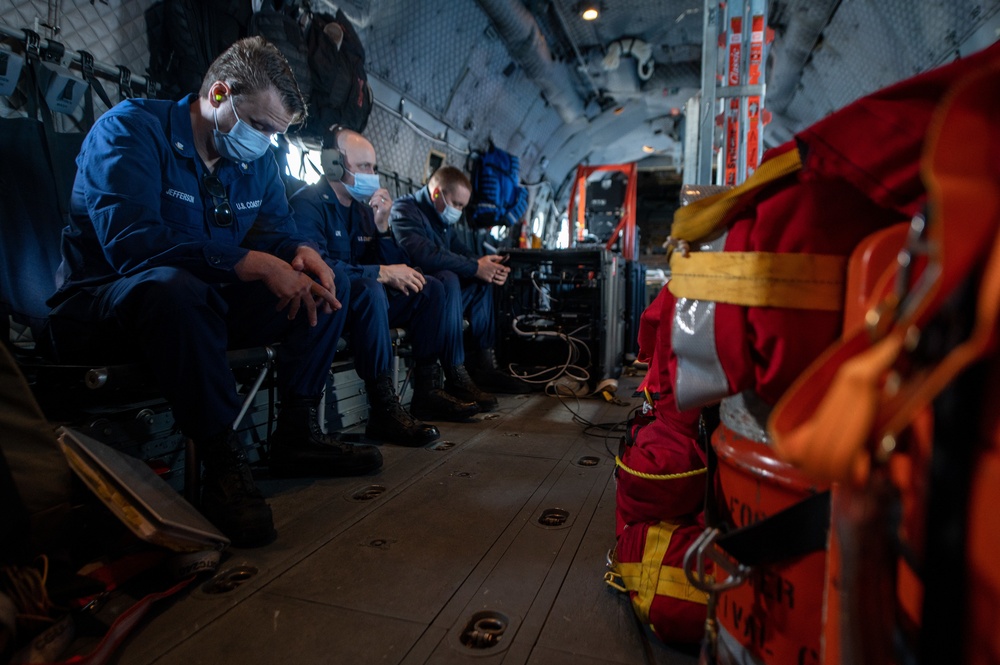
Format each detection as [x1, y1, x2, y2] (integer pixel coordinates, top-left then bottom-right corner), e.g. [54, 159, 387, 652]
[390, 167, 530, 394]
[44, 37, 382, 548]
[289, 127, 496, 435]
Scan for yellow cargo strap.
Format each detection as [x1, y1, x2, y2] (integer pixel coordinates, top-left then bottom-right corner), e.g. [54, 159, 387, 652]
[669, 251, 848, 311]
[665, 149, 831, 311]
[671, 148, 802, 243]
[610, 522, 709, 624]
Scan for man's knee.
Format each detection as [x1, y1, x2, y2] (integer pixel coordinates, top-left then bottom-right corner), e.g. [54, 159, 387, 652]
[329, 262, 352, 305]
[432, 269, 462, 294]
[349, 276, 388, 313]
[421, 276, 445, 302]
[122, 267, 214, 311]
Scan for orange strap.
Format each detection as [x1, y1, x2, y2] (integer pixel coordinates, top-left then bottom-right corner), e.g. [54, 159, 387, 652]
[769, 63, 1000, 484]
[671, 148, 801, 243]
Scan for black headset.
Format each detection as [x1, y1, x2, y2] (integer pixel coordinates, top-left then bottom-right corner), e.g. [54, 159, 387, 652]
[321, 125, 345, 180]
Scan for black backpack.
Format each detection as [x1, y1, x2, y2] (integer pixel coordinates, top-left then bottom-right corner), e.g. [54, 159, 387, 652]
[146, 0, 252, 100]
[292, 9, 372, 147]
[248, 6, 372, 148]
[248, 0, 312, 103]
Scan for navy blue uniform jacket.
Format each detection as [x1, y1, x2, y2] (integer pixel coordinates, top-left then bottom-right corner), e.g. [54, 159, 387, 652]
[390, 187, 478, 279]
[50, 94, 311, 306]
[289, 180, 409, 276]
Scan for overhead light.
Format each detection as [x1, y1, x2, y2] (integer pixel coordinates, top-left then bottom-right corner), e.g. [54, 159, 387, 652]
[642, 145, 655, 153]
[579, 4, 599, 20]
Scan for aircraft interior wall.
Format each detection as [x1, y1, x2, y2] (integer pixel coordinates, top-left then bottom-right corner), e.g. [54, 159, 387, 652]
[5, 0, 1000, 212]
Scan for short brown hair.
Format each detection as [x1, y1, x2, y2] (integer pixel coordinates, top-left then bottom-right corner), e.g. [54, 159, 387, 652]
[429, 165, 472, 195]
[200, 36, 307, 123]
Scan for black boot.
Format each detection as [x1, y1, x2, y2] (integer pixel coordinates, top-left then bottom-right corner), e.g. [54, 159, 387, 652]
[269, 395, 383, 477]
[444, 364, 499, 411]
[410, 361, 479, 421]
[199, 430, 276, 548]
[365, 374, 440, 446]
[470, 347, 534, 394]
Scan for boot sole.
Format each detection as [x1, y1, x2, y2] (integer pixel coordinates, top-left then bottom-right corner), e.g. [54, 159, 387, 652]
[443, 388, 499, 412]
[365, 425, 441, 447]
[473, 381, 535, 395]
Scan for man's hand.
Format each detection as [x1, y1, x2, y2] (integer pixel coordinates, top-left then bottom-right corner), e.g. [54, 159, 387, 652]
[369, 187, 393, 233]
[291, 245, 337, 296]
[475, 254, 510, 286]
[234, 250, 340, 326]
[378, 263, 426, 295]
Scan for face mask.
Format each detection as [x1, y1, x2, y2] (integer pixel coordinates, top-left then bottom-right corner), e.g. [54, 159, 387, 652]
[440, 202, 462, 225]
[343, 169, 381, 202]
[213, 97, 272, 163]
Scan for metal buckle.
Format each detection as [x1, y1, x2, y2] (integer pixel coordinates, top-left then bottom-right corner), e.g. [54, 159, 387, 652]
[682, 527, 751, 592]
[80, 50, 95, 80]
[118, 65, 132, 100]
[22, 29, 41, 62]
[865, 210, 938, 342]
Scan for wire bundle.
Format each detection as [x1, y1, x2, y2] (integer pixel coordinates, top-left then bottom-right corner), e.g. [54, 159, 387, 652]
[507, 315, 592, 394]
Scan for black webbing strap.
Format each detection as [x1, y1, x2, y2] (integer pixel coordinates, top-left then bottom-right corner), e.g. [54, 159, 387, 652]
[700, 402, 829, 568]
[700, 405, 721, 528]
[21, 29, 41, 119]
[22, 30, 73, 219]
[715, 490, 831, 567]
[80, 50, 114, 127]
[917, 277, 979, 665]
[117, 65, 132, 101]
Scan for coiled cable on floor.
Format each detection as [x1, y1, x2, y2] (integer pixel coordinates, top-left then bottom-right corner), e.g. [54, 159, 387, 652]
[507, 316, 591, 390]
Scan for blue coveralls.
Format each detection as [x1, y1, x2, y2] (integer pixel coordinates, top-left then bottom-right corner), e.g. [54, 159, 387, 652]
[45, 95, 349, 441]
[390, 187, 495, 351]
[289, 180, 464, 378]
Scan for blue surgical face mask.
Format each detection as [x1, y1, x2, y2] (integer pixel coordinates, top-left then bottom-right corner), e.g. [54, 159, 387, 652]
[440, 202, 462, 225]
[213, 97, 272, 163]
[343, 169, 381, 202]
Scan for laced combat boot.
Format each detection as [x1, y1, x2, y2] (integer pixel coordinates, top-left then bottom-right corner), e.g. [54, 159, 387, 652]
[470, 347, 533, 394]
[269, 395, 383, 477]
[443, 363, 499, 411]
[365, 374, 440, 446]
[409, 361, 479, 421]
[199, 430, 276, 548]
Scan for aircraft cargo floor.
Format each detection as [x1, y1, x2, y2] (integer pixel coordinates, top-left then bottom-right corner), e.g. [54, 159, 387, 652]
[112, 371, 698, 665]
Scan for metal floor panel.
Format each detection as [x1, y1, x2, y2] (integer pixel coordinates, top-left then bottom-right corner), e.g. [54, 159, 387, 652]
[265, 451, 562, 624]
[111, 378, 687, 665]
[531, 476, 697, 665]
[148, 592, 427, 665]
[408, 452, 611, 663]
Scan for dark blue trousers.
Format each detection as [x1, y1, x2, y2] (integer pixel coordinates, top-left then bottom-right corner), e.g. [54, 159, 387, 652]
[46, 265, 350, 441]
[435, 270, 495, 351]
[346, 274, 463, 380]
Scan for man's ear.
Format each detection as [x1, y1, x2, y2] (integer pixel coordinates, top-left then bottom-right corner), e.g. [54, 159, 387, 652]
[209, 82, 229, 107]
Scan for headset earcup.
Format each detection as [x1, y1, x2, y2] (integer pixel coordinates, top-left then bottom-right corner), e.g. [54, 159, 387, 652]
[321, 147, 344, 180]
